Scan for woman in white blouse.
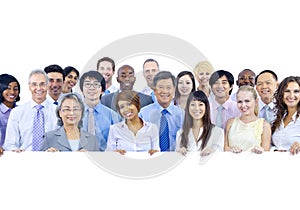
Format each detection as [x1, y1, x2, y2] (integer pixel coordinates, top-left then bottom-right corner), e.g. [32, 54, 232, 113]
[176, 90, 224, 156]
[272, 76, 300, 155]
[106, 90, 160, 155]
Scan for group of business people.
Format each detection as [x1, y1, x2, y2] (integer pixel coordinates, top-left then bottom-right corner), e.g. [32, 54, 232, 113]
[1, 58, 300, 158]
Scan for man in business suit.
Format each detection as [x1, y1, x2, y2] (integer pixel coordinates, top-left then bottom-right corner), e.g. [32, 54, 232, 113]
[101, 64, 153, 112]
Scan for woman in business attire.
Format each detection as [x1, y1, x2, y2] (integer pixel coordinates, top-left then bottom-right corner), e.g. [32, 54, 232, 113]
[176, 90, 224, 156]
[0, 74, 21, 148]
[40, 92, 99, 152]
[106, 90, 160, 155]
[61, 66, 80, 94]
[272, 76, 300, 155]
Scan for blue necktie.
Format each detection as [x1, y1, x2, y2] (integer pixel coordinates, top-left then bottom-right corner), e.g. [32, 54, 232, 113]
[32, 105, 45, 151]
[159, 109, 170, 151]
[53, 101, 58, 105]
[104, 89, 110, 95]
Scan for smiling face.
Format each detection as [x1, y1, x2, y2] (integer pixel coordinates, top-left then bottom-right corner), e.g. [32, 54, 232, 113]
[117, 66, 136, 91]
[283, 81, 300, 110]
[47, 72, 63, 100]
[211, 75, 232, 101]
[82, 77, 102, 104]
[59, 98, 82, 127]
[178, 75, 194, 96]
[97, 61, 114, 84]
[29, 73, 48, 104]
[236, 90, 257, 116]
[64, 71, 78, 90]
[256, 72, 278, 104]
[143, 61, 159, 88]
[189, 100, 205, 120]
[118, 100, 139, 121]
[2, 81, 19, 107]
[154, 78, 175, 108]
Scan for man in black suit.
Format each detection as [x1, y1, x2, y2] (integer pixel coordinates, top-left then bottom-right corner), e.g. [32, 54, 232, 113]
[101, 64, 153, 112]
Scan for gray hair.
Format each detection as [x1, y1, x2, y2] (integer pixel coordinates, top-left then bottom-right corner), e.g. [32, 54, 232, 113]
[56, 92, 85, 128]
[28, 69, 49, 85]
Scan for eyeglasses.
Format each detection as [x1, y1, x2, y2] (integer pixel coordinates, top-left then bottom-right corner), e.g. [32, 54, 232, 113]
[30, 82, 47, 88]
[84, 82, 101, 88]
[60, 108, 82, 113]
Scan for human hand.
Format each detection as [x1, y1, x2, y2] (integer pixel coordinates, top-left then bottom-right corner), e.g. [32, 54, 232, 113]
[115, 150, 126, 155]
[148, 149, 159, 156]
[0, 147, 4, 156]
[200, 145, 217, 156]
[290, 142, 300, 155]
[251, 146, 264, 154]
[45, 147, 59, 152]
[78, 149, 87, 152]
[12, 149, 24, 153]
[230, 146, 242, 154]
[177, 147, 188, 156]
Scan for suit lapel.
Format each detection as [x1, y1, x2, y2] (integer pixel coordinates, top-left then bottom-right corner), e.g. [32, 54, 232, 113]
[78, 131, 89, 150]
[55, 127, 72, 151]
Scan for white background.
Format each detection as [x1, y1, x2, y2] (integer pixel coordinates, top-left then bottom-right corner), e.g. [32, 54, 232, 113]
[1, 0, 300, 209]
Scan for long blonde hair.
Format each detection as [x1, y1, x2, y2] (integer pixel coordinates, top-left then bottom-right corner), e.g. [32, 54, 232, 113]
[236, 85, 259, 116]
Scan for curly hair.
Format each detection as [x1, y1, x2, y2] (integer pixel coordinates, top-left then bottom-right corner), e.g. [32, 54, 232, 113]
[272, 76, 300, 133]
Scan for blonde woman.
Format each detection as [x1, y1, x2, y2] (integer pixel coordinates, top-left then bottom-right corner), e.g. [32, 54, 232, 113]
[193, 61, 214, 98]
[224, 86, 271, 153]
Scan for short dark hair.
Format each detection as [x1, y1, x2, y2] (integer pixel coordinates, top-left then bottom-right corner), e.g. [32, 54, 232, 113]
[143, 58, 159, 69]
[63, 66, 79, 78]
[255, 70, 278, 84]
[153, 71, 176, 87]
[44, 64, 64, 80]
[0, 74, 21, 103]
[79, 70, 106, 92]
[97, 57, 115, 72]
[209, 70, 234, 95]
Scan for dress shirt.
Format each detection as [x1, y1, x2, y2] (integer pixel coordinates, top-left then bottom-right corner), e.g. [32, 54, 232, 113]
[46, 93, 63, 105]
[176, 126, 224, 152]
[3, 99, 57, 151]
[139, 101, 184, 151]
[0, 103, 14, 146]
[103, 84, 119, 96]
[209, 97, 240, 129]
[272, 112, 300, 151]
[82, 102, 122, 151]
[258, 99, 276, 124]
[106, 119, 160, 152]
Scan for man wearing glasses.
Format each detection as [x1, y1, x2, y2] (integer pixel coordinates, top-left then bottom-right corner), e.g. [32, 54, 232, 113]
[4, 69, 57, 151]
[80, 70, 121, 151]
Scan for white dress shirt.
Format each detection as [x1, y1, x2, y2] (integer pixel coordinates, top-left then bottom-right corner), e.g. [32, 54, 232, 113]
[272, 112, 300, 151]
[106, 119, 160, 152]
[175, 126, 224, 152]
[3, 99, 58, 151]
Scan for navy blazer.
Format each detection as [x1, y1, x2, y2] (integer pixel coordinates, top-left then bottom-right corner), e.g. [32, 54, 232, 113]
[100, 91, 153, 112]
[40, 126, 100, 151]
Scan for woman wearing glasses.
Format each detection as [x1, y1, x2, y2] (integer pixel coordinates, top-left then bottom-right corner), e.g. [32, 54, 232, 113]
[40, 93, 100, 152]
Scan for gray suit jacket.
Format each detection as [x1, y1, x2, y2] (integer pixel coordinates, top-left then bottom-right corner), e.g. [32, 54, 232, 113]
[101, 91, 153, 112]
[40, 126, 100, 151]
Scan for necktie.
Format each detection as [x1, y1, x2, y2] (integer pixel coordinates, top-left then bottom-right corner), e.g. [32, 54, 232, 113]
[216, 105, 224, 128]
[88, 107, 95, 135]
[159, 109, 170, 151]
[32, 105, 45, 151]
[263, 105, 270, 122]
[104, 89, 110, 95]
[53, 101, 58, 105]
